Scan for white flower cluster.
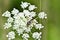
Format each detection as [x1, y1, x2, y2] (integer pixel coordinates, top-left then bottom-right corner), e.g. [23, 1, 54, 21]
[38, 12, 47, 19]
[2, 1, 47, 40]
[2, 11, 11, 17]
[35, 24, 44, 30]
[6, 31, 15, 40]
[32, 32, 42, 40]
[22, 33, 30, 40]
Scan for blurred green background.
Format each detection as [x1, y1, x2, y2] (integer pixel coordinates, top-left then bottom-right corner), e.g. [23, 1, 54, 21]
[0, 0, 60, 40]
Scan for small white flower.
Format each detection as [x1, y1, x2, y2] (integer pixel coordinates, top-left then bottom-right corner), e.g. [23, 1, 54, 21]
[13, 15, 20, 20]
[2, 11, 11, 17]
[16, 28, 24, 35]
[32, 32, 40, 39]
[11, 8, 19, 15]
[38, 12, 47, 19]
[29, 11, 36, 17]
[25, 27, 31, 33]
[18, 12, 24, 17]
[35, 24, 44, 30]
[22, 33, 30, 40]
[23, 10, 31, 17]
[7, 17, 14, 23]
[4, 22, 12, 29]
[6, 31, 15, 40]
[32, 32, 42, 40]
[28, 5, 37, 11]
[21, 2, 30, 9]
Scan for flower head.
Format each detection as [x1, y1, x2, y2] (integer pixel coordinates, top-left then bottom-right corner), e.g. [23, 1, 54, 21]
[4, 22, 12, 29]
[6, 31, 15, 40]
[35, 24, 44, 30]
[32, 32, 42, 40]
[29, 11, 36, 17]
[2, 11, 11, 17]
[23, 10, 31, 17]
[22, 33, 30, 40]
[21, 2, 30, 9]
[2, 1, 47, 40]
[38, 12, 47, 19]
[28, 5, 37, 11]
[11, 8, 19, 15]
[7, 17, 14, 23]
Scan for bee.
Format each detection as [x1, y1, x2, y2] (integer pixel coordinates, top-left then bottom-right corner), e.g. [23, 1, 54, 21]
[27, 19, 32, 25]
[27, 17, 35, 25]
